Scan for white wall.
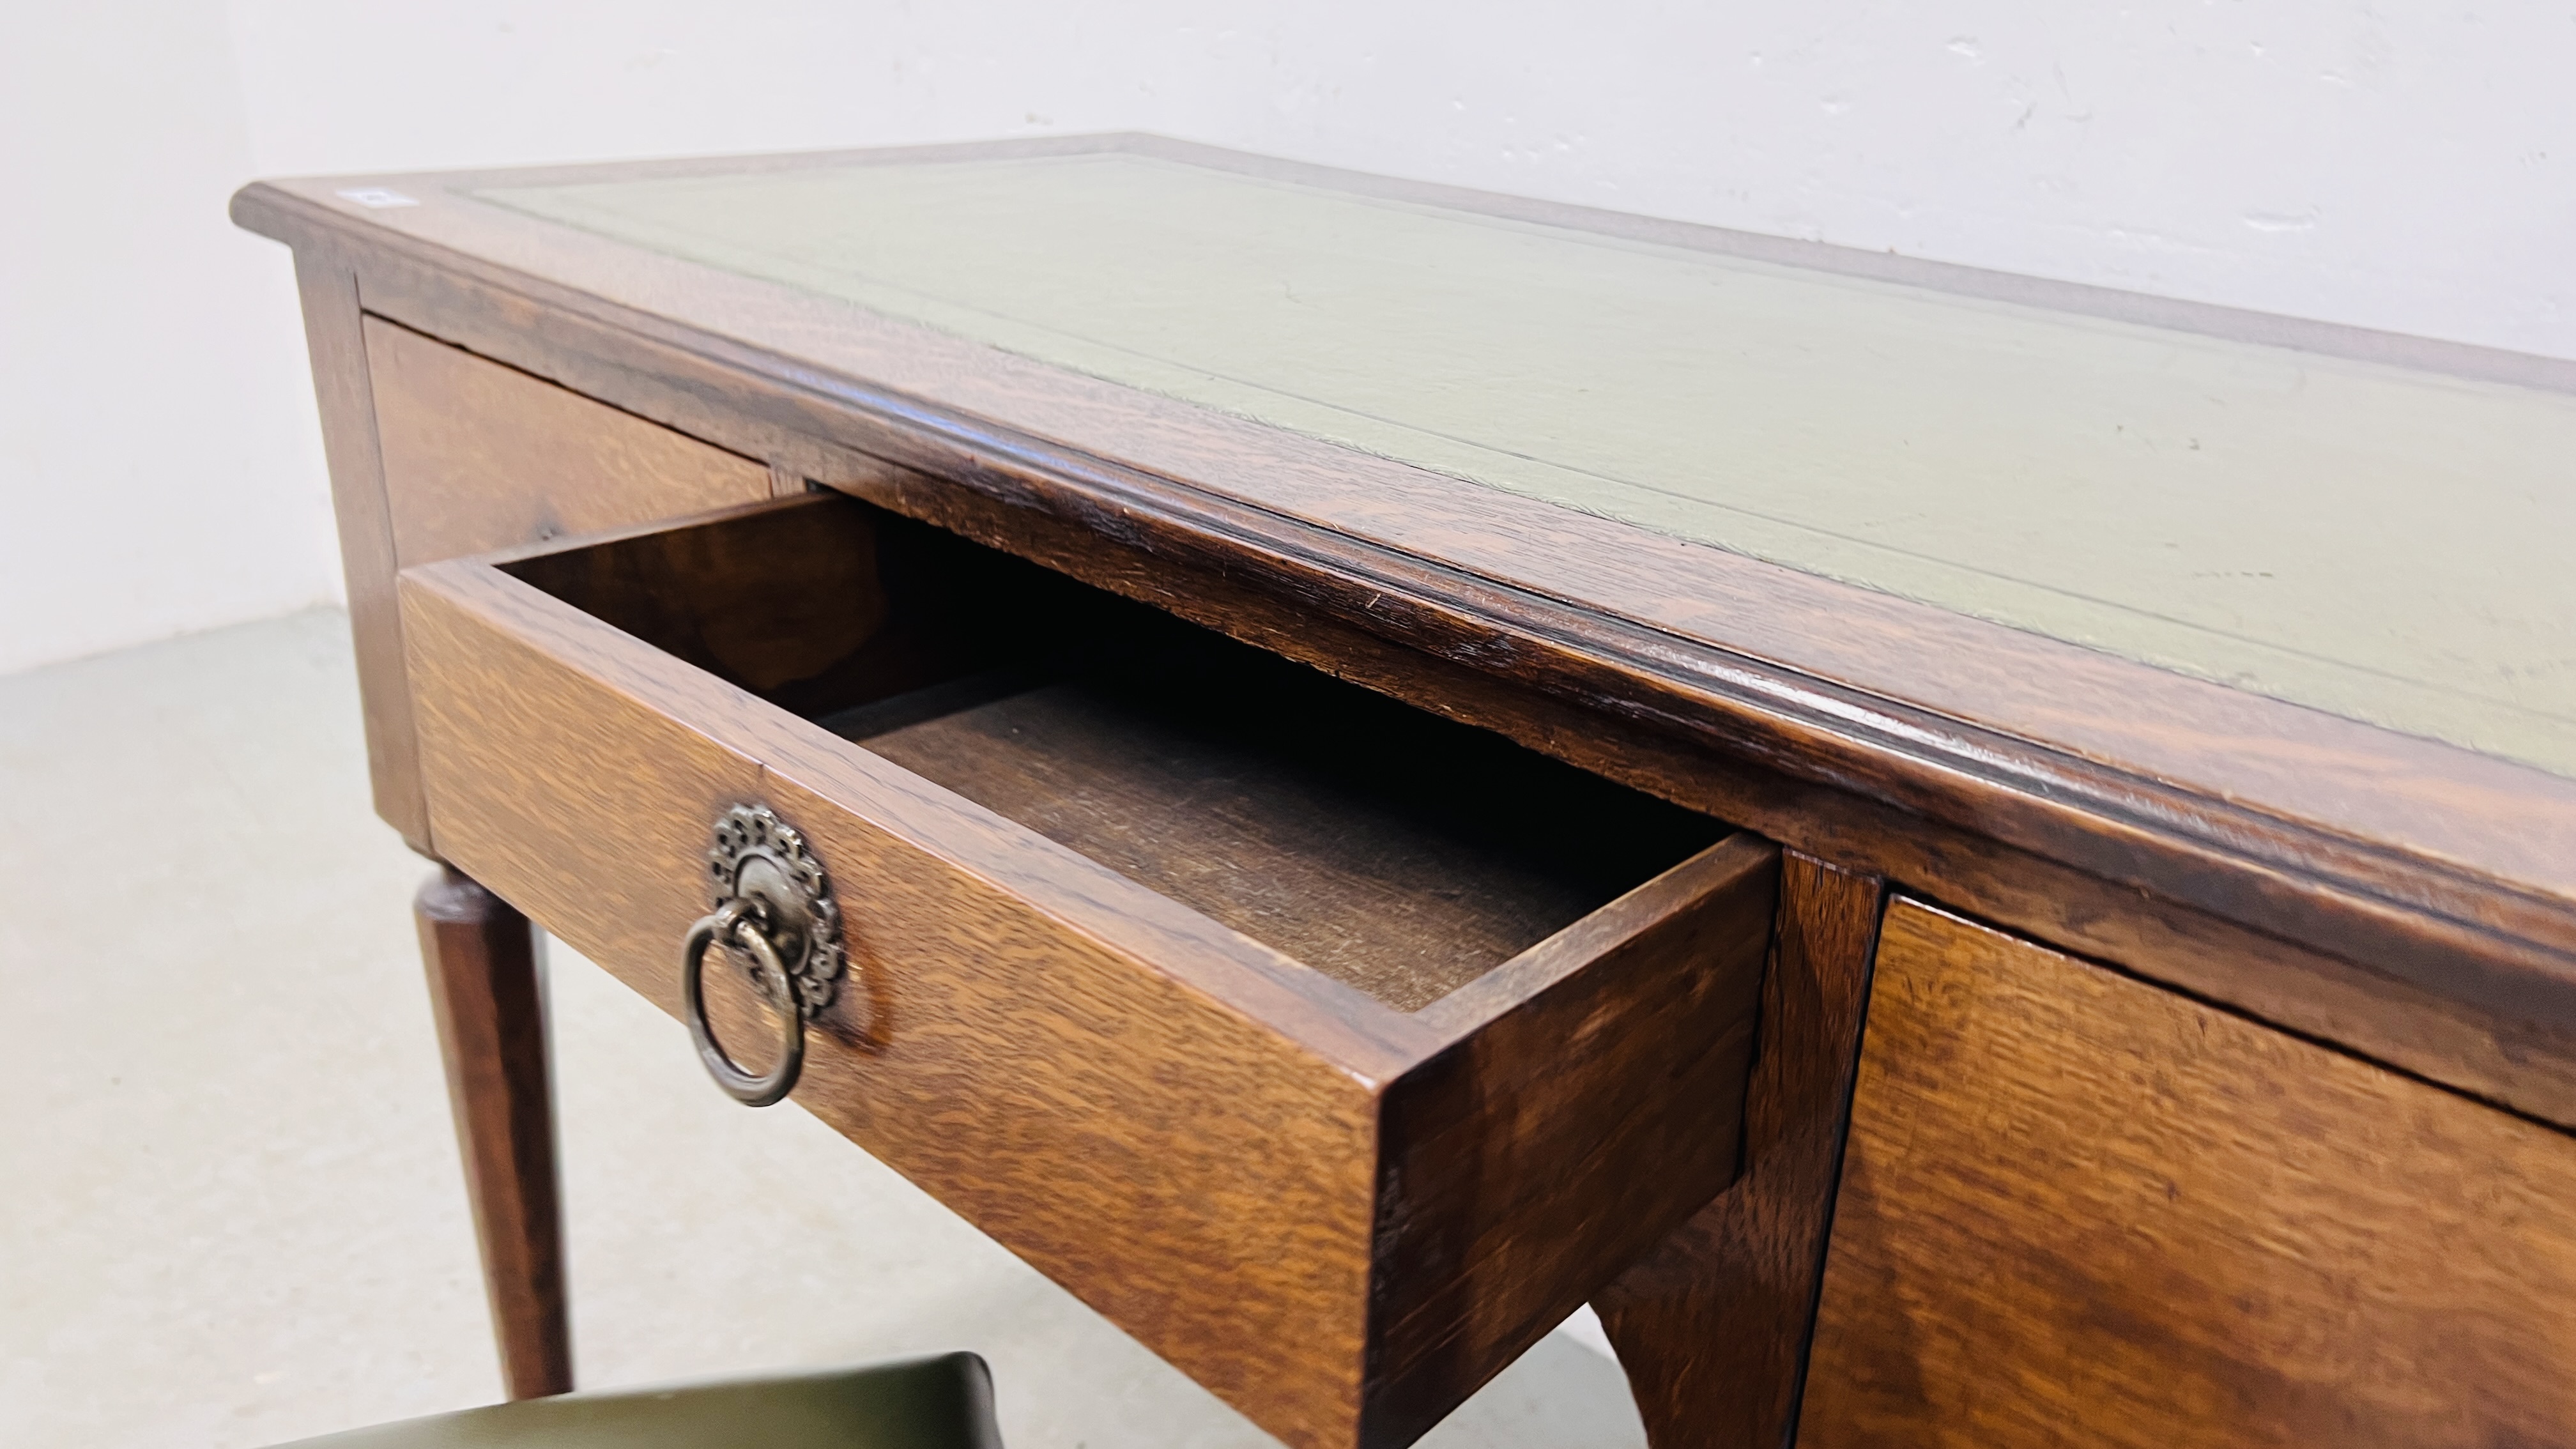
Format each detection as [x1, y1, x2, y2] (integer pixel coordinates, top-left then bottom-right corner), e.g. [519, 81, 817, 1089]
[0, 1, 335, 675]
[7, 2, 2572, 673]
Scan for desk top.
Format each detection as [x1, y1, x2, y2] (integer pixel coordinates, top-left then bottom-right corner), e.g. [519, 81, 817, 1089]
[232, 135, 2576, 1043]
[477, 150, 2576, 783]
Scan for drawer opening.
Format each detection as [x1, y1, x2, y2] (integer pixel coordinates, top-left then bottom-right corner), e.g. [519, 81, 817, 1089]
[504, 497, 1726, 1011]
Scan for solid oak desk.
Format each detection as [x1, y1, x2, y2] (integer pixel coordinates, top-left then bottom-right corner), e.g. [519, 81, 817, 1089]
[235, 136, 2576, 1449]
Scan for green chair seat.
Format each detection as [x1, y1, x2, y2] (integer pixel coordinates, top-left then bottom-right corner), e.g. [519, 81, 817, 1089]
[271, 1353, 1002, 1448]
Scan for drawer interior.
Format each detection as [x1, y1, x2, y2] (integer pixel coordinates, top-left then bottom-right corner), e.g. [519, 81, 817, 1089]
[503, 497, 1725, 1011]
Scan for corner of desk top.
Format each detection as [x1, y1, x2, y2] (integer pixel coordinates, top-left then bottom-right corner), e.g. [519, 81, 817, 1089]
[229, 173, 441, 252]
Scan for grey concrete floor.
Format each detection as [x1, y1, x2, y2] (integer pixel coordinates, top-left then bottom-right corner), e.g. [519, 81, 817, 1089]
[0, 610, 1646, 1449]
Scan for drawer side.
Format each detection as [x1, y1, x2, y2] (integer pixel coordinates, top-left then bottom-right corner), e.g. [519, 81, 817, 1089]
[1363, 834, 1777, 1447]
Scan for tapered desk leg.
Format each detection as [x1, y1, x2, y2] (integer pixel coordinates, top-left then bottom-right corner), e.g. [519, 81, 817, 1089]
[415, 865, 573, 1400]
[1593, 853, 1885, 1449]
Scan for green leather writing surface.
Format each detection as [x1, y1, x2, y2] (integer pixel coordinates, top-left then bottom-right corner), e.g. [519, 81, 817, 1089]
[482, 154, 2576, 776]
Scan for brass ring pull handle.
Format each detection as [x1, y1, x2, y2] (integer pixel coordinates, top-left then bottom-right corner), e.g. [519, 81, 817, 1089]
[682, 901, 806, 1107]
[680, 804, 849, 1108]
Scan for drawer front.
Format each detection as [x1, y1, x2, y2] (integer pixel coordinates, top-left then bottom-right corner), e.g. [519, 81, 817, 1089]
[397, 496, 1773, 1449]
[365, 314, 774, 565]
[1800, 900, 2576, 1447]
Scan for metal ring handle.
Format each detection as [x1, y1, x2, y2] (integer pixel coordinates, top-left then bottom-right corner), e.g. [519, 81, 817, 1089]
[681, 901, 805, 1107]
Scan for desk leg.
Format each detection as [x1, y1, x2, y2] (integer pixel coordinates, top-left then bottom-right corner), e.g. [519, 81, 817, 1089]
[1592, 854, 1885, 1448]
[415, 865, 573, 1400]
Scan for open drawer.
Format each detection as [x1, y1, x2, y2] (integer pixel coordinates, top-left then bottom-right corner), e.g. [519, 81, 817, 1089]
[398, 493, 1776, 1449]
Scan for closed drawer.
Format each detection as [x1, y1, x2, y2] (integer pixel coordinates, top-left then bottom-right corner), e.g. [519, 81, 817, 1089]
[365, 314, 775, 565]
[1800, 900, 2576, 1447]
[397, 493, 1775, 1449]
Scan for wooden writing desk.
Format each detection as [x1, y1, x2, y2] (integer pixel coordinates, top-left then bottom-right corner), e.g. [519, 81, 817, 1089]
[235, 135, 2576, 1449]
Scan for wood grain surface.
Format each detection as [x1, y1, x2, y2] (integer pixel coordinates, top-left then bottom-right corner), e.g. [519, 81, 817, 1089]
[1593, 852, 1885, 1449]
[366, 314, 774, 564]
[849, 645, 1720, 1012]
[397, 497, 1771, 1449]
[1799, 900, 2576, 1447]
[291, 251, 427, 847]
[413, 866, 570, 1401]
